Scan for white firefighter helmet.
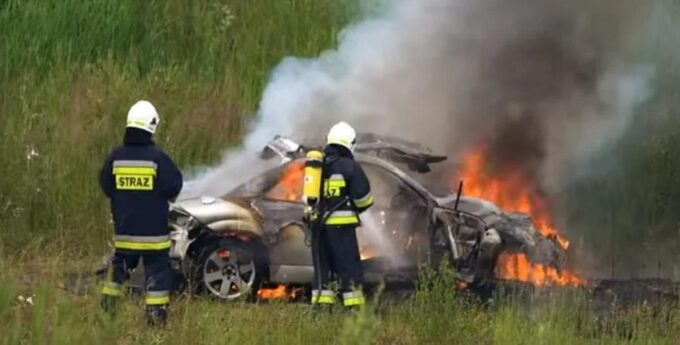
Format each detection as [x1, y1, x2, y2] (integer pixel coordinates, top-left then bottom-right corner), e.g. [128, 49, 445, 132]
[126, 100, 160, 134]
[326, 121, 357, 152]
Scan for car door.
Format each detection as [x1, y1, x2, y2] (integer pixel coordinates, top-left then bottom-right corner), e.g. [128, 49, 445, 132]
[255, 158, 433, 283]
[253, 159, 314, 283]
[357, 163, 431, 273]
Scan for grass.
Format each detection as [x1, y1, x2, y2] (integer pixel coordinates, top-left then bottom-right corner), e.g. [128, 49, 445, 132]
[0, 0, 679, 266]
[1, 0, 680, 344]
[0, 257, 677, 345]
[0, 0, 357, 253]
[556, 0, 680, 276]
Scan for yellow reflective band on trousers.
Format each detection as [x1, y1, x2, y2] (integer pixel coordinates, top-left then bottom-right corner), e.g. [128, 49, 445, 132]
[325, 216, 359, 225]
[354, 194, 374, 208]
[311, 290, 336, 304]
[145, 296, 170, 305]
[115, 240, 171, 250]
[324, 210, 359, 226]
[342, 291, 365, 307]
[114, 235, 171, 251]
[145, 291, 170, 305]
[312, 295, 336, 304]
[101, 282, 123, 297]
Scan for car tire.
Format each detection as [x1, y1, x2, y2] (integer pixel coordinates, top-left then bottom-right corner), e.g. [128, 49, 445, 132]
[192, 236, 267, 302]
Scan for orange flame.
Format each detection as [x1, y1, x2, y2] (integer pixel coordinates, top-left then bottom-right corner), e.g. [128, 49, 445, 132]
[496, 253, 584, 286]
[458, 149, 569, 250]
[455, 145, 584, 286]
[257, 285, 302, 301]
[266, 160, 304, 202]
[258, 285, 287, 299]
[360, 246, 376, 260]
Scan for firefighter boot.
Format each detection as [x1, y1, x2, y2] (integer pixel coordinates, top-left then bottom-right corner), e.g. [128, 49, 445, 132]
[145, 305, 168, 327]
[100, 295, 119, 315]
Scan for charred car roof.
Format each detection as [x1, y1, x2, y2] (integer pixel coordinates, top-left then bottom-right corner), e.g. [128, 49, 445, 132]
[261, 133, 447, 173]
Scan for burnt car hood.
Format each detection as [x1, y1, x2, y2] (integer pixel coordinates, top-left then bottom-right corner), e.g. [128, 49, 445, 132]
[172, 196, 262, 234]
[436, 194, 501, 218]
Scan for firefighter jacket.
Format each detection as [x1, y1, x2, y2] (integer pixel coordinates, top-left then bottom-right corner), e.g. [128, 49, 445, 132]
[100, 128, 183, 251]
[320, 144, 374, 226]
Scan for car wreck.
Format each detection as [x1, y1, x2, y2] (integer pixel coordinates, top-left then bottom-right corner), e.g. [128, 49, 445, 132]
[99, 134, 568, 301]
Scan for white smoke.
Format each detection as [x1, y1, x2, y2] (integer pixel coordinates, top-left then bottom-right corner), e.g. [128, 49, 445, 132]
[180, 149, 278, 200]
[183, 0, 656, 202]
[357, 210, 405, 266]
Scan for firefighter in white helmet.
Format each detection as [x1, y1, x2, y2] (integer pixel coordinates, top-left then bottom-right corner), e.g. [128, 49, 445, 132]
[310, 121, 374, 308]
[99, 100, 183, 326]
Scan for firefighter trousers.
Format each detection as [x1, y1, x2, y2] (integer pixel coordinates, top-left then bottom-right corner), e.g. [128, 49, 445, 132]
[101, 250, 173, 308]
[311, 225, 366, 307]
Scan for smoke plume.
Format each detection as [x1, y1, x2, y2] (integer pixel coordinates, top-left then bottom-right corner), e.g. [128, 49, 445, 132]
[183, 0, 656, 205]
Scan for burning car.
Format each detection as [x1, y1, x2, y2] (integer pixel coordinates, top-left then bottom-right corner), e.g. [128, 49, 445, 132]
[100, 134, 573, 300]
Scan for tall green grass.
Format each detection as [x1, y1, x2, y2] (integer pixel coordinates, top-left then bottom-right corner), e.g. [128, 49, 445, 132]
[1, 0, 679, 273]
[556, 0, 680, 279]
[0, 0, 357, 254]
[561, 82, 680, 278]
[0, 258, 676, 345]
[0, 1, 679, 343]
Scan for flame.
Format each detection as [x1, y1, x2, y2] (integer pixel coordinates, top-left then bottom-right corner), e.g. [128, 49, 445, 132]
[257, 285, 302, 301]
[360, 246, 375, 260]
[455, 145, 584, 286]
[258, 285, 287, 299]
[496, 253, 584, 286]
[458, 148, 569, 250]
[266, 160, 304, 201]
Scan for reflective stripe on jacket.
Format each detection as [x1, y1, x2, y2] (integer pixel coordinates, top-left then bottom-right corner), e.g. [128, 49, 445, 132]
[100, 128, 183, 249]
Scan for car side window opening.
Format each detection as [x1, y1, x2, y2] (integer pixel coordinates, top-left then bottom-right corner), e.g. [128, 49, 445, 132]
[361, 164, 425, 210]
[262, 159, 428, 213]
[358, 164, 428, 253]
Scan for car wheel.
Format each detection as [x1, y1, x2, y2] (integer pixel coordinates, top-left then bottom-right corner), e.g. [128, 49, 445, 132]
[193, 237, 267, 302]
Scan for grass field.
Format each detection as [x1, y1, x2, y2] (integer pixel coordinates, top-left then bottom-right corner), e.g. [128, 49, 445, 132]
[1, 256, 678, 345]
[1, 0, 679, 344]
[0, 0, 358, 253]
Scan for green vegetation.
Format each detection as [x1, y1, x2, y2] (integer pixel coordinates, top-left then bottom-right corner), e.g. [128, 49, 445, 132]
[0, 258, 677, 345]
[0, 0, 357, 253]
[561, 41, 680, 277]
[557, 1, 680, 278]
[1, 0, 678, 267]
[1, 0, 679, 344]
